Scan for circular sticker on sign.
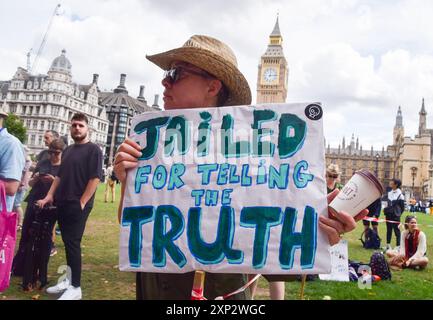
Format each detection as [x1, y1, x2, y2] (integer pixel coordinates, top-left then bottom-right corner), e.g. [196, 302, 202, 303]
[305, 104, 323, 121]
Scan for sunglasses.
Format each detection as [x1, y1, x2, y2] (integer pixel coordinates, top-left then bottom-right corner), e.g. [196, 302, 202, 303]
[48, 150, 61, 155]
[163, 66, 211, 85]
[327, 174, 339, 179]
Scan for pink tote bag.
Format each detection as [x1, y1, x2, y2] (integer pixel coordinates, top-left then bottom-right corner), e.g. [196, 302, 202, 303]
[0, 181, 18, 292]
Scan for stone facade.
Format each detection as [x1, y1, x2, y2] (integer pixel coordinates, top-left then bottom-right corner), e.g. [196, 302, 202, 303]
[0, 50, 109, 155]
[0, 50, 161, 164]
[99, 75, 160, 165]
[393, 99, 433, 200]
[326, 99, 433, 200]
[256, 16, 288, 104]
[325, 135, 395, 190]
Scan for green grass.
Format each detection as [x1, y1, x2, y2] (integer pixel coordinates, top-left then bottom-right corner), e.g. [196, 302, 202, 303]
[2, 185, 433, 300]
[2, 185, 135, 300]
[267, 212, 433, 300]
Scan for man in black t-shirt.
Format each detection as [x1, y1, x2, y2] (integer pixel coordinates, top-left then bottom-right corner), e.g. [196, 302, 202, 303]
[37, 113, 102, 300]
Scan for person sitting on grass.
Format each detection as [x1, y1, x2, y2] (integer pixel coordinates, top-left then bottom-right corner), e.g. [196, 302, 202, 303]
[386, 215, 428, 270]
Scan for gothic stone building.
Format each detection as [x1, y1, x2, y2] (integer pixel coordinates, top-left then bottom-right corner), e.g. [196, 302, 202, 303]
[390, 100, 432, 200]
[326, 99, 433, 201]
[325, 135, 395, 190]
[256, 16, 288, 104]
[255, 16, 433, 200]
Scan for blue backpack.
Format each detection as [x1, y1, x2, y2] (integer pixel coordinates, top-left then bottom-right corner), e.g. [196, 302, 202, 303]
[360, 228, 381, 249]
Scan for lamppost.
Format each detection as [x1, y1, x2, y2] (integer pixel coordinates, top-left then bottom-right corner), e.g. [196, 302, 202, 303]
[411, 166, 418, 199]
[375, 153, 380, 177]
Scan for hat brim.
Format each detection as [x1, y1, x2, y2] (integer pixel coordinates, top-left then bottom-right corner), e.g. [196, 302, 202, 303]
[146, 47, 252, 107]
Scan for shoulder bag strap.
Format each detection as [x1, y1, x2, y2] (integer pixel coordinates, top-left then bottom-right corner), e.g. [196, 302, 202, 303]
[0, 180, 7, 214]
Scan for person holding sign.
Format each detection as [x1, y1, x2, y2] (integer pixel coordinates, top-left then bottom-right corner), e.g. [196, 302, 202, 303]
[114, 35, 369, 300]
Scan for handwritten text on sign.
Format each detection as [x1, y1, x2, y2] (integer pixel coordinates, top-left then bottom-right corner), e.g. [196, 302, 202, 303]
[119, 103, 330, 274]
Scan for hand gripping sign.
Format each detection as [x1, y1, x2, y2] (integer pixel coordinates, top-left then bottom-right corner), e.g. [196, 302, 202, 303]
[119, 103, 331, 275]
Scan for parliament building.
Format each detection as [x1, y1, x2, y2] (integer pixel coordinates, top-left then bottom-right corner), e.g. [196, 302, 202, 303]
[256, 17, 432, 200]
[1, 16, 431, 199]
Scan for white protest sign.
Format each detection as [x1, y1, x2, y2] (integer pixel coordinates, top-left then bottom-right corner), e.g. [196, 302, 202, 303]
[119, 103, 331, 274]
[319, 240, 349, 282]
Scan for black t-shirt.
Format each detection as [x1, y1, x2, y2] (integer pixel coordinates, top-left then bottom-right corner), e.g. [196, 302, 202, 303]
[37, 149, 50, 162]
[34, 149, 50, 173]
[55, 142, 103, 208]
[27, 159, 60, 204]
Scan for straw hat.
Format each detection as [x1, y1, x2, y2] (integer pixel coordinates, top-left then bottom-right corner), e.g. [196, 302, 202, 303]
[326, 164, 341, 176]
[146, 35, 252, 107]
[0, 105, 7, 118]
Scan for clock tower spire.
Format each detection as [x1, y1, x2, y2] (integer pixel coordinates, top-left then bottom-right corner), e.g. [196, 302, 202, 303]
[256, 14, 288, 104]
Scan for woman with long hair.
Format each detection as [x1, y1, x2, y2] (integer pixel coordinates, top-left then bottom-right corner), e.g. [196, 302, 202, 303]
[387, 215, 428, 270]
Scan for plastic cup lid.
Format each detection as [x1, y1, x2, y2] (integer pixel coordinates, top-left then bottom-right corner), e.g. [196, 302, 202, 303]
[355, 169, 384, 195]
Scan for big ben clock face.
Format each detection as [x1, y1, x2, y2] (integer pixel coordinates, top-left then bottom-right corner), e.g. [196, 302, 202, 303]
[263, 67, 278, 83]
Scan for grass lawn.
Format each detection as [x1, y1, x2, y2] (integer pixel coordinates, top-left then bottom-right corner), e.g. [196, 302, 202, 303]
[2, 184, 433, 300]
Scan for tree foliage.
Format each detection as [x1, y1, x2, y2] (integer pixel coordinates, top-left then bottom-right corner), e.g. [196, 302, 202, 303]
[4, 113, 27, 143]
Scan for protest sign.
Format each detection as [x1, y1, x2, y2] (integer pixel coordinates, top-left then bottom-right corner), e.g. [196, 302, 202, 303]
[119, 103, 331, 274]
[319, 240, 349, 282]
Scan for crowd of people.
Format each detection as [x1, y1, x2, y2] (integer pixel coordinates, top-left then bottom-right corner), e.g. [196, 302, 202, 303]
[325, 163, 429, 272]
[0, 34, 429, 300]
[1, 110, 105, 300]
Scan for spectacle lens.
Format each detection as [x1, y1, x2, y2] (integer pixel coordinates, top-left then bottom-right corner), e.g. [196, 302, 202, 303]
[163, 67, 180, 84]
[163, 66, 210, 84]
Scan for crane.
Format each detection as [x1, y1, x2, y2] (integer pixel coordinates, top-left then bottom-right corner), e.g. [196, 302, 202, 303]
[29, 3, 62, 74]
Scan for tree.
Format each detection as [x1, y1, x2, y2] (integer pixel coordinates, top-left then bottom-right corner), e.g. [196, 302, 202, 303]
[4, 113, 27, 143]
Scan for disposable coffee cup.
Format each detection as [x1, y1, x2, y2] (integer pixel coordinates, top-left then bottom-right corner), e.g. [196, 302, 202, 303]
[329, 169, 384, 217]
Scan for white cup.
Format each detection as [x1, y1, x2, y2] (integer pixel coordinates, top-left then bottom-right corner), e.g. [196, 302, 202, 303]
[329, 169, 383, 217]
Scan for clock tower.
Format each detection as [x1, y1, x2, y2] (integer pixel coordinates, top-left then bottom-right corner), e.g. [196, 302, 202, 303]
[256, 15, 288, 104]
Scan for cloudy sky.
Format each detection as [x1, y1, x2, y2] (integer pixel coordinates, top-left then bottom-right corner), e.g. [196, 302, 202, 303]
[1, 0, 433, 150]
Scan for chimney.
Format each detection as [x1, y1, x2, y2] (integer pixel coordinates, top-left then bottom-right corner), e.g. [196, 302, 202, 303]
[137, 85, 147, 103]
[152, 94, 160, 108]
[119, 74, 126, 88]
[92, 74, 99, 85]
[113, 73, 128, 94]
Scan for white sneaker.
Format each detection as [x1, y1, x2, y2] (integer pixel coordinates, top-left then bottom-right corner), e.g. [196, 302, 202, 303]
[58, 286, 82, 300]
[46, 279, 70, 294]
